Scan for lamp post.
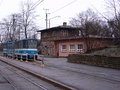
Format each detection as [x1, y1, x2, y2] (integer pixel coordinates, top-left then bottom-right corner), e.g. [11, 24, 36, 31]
[49, 16, 60, 28]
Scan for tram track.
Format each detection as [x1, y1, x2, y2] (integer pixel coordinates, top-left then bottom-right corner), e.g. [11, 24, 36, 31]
[0, 73, 20, 90]
[0, 61, 49, 90]
[0, 56, 76, 90]
[6, 67, 48, 90]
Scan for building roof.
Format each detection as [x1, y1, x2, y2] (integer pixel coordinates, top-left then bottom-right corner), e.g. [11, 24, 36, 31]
[37, 22, 80, 32]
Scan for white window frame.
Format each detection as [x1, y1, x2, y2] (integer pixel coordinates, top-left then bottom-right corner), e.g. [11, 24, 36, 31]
[69, 44, 75, 52]
[61, 45, 67, 52]
[76, 44, 83, 52]
[79, 30, 82, 36]
[61, 30, 68, 36]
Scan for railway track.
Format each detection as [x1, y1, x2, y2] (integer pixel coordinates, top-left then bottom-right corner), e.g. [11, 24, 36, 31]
[0, 57, 76, 90]
[0, 61, 54, 90]
[6, 67, 48, 90]
[0, 73, 20, 90]
[1, 56, 120, 90]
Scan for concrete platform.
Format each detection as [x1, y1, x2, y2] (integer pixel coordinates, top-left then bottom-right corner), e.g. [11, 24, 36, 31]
[0, 56, 120, 90]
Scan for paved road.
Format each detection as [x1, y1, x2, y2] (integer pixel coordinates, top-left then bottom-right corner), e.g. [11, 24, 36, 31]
[38, 57, 120, 90]
[0, 56, 120, 90]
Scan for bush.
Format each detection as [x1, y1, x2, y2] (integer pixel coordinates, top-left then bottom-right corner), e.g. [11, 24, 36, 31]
[67, 54, 120, 69]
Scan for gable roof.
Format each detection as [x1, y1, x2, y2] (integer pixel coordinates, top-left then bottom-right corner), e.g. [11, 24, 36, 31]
[37, 25, 80, 32]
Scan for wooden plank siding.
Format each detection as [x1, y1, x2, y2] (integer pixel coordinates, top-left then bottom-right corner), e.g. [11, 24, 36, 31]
[37, 23, 113, 57]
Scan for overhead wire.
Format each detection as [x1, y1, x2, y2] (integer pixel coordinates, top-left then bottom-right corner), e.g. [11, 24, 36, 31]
[90, 4, 109, 21]
[31, 0, 44, 9]
[86, 0, 109, 21]
[51, 0, 77, 14]
[39, 0, 78, 20]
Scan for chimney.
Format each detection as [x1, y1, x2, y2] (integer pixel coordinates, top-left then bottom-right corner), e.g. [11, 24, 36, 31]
[63, 22, 67, 26]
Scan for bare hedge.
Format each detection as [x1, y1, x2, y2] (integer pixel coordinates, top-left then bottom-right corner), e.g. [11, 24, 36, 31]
[67, 54, 120, 69]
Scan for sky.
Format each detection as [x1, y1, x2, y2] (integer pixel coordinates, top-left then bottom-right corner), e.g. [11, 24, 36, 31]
[0, 0, 106, 29]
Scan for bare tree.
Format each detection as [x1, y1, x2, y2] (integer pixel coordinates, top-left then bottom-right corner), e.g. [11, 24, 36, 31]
[1, 17, 14, 42]
[70, 9, 112, 53]
[19, 0, 38, 39]
[0, 13, 22, 42]
[105, 0, 120, 45]
[0, 0, 40, 42]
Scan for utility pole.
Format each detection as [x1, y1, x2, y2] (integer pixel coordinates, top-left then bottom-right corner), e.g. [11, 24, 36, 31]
[43, 8, 49, 29]
[49, 16, 60, 28]
[12, 14, 16, 41]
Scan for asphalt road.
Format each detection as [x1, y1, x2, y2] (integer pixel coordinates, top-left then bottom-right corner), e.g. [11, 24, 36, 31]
[38, 57, 120, 90]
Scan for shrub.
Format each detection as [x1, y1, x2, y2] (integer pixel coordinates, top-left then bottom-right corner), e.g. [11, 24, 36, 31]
[67, 54, 120, 69]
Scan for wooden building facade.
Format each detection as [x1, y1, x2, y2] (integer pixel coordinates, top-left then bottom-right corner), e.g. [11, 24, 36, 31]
[37, 22, 113, 57]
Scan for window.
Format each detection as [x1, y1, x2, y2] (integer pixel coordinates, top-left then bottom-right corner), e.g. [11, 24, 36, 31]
[77, 44, 83, 52]
[61, 45, 66, 52]
[23, 40, 28, 48]
[28, 40, 37, 49]
[61, 30, 68, 36]
[69, 44, 75, 52]
[79, 30, 82, 36]
[52, 31, 57, 36]
[44, 32, 47, 37]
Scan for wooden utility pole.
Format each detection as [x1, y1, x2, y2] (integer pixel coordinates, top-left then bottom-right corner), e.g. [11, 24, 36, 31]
[43, 8, 49, 29]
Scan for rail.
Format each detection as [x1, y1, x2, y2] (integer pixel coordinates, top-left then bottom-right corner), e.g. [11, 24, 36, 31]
[0, 56, 76, 90]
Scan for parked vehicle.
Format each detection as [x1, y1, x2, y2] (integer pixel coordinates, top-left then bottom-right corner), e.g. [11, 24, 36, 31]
[3, 38, 38, 61]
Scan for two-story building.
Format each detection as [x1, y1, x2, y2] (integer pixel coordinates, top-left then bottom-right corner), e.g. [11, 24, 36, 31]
[37, 22, 113, 57]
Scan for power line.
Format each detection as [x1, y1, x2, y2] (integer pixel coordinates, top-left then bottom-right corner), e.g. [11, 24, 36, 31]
[39, 0, 77, 20]
[51, 0, 77, 14]
[31, 0, 44, 9]
[90, 4, 109, 21]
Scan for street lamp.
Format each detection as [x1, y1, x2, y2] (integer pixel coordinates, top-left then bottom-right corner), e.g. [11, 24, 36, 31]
[49, 16, 60, 28]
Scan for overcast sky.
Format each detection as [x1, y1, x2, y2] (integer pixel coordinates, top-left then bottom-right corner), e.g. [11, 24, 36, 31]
[0, 0, 106, 29]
